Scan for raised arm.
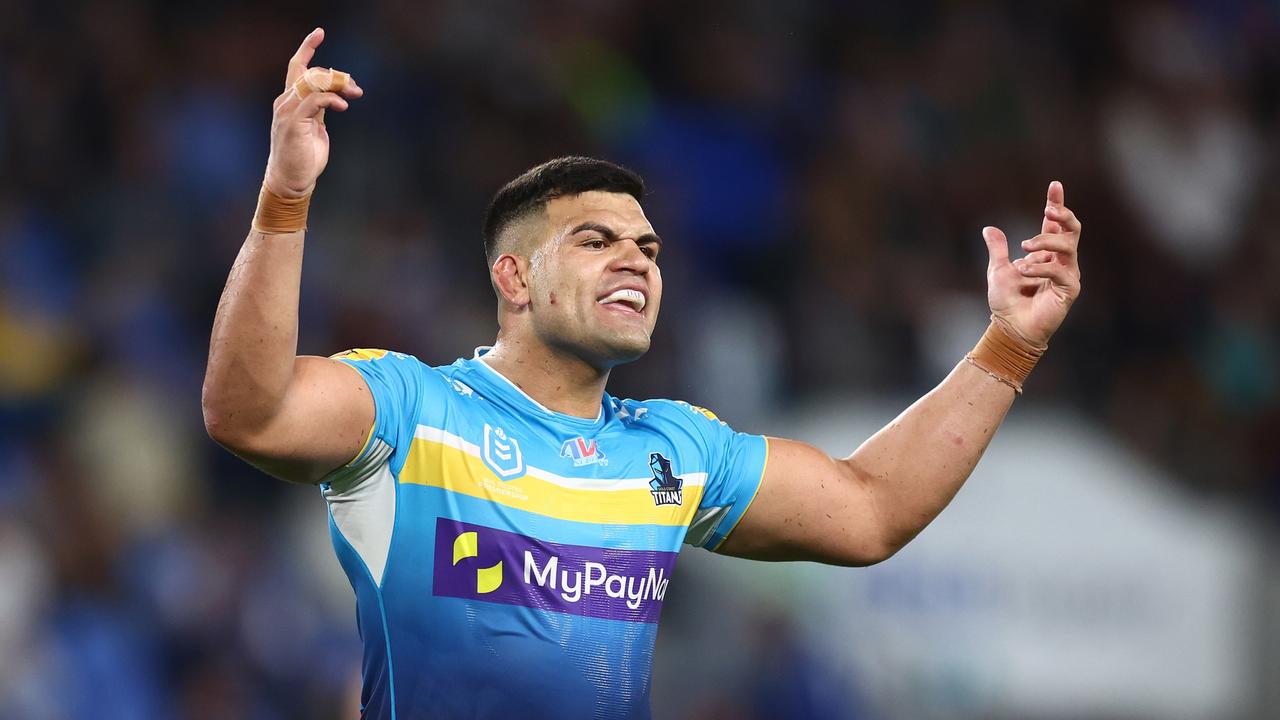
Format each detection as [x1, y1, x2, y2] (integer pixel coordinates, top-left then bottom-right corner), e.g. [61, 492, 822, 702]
[201, 29, 371, 484]
[719, 182, 1082, 565]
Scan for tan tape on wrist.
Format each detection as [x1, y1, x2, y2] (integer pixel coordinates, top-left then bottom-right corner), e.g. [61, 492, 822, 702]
[252, 183, 311, 234]
[964, 317, 1046, 394]
[292, 67, 350, 99]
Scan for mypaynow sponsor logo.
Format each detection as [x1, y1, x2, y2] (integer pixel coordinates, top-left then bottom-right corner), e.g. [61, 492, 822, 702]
[432, 518, 676, 624]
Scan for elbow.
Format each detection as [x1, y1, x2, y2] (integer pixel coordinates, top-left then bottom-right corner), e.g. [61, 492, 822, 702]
[834, 539, 901, 568]
[201, 384, 235, 447]
[851, 525, 923, 567]
[814, 523, 901, 567]
[201, 380, 255, 450]
[862, 538, 905, 567]
[830, 464, 903, 567]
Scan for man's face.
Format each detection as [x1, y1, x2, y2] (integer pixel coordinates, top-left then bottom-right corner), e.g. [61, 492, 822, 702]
[523, 191, 663, 368]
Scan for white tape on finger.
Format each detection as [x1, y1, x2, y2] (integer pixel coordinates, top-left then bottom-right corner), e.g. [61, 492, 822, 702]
[293, 67, 351, 99]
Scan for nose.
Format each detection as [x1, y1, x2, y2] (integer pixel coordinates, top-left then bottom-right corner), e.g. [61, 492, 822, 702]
[610, 240, 652, 274]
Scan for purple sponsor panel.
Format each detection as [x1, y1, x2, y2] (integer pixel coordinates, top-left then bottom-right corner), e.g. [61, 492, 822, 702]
[432, 518, 677, 624]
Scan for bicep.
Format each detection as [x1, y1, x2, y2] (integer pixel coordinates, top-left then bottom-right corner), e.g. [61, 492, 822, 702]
[714, 437, 890, 566]
[214, 355, 375, 484]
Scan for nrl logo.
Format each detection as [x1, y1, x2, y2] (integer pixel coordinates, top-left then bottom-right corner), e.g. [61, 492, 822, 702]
[483, 424, 524, 478]
[647, 452, 683, 507]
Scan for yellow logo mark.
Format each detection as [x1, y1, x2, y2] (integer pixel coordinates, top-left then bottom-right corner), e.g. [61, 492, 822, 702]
[329, 348, 389, 362]
[452, 531, 503, 594]
[692, 405, 719, 421]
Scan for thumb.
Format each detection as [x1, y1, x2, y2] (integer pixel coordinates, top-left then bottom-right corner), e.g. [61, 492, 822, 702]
[982, 226, 1009, 270]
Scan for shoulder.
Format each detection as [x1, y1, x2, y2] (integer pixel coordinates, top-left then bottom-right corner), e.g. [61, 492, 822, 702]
[329, 347, 464, 397]
[614, 398, 734, 440]
[618, 398, 727, 423]
[329, 347, 420, 366]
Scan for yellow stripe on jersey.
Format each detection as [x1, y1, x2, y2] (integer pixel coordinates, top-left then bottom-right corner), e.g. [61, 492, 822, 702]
[330, 348, 389, 362]
[692, 405, 719, 421]
[401, 438, 704, 526]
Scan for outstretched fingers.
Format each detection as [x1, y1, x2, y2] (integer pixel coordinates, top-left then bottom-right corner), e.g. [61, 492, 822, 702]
[1044, 203, 1080, 236]
[300, 91, 351, 115]
[275, 71, 362, 118]
[286, 28, 324, 90]
[1046, 179, 1065, 207]
[1043, 181, 1081, 236]
[1016, 258, 1079, 290]
[1020, 232, 1076, 258]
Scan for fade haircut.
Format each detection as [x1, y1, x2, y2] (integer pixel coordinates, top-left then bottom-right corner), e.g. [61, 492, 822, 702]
[482, 156, 645, 262]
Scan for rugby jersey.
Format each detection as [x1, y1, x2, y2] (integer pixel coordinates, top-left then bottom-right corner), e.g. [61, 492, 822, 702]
[321, 348, 768, 720]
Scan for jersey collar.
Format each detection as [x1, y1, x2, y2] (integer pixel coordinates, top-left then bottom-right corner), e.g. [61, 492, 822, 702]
[468, 347, 607, 426]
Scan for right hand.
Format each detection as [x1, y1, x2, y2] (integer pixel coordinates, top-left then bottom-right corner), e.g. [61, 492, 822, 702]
[264, 28, 364, 198]
[982, 181, 1082, 348]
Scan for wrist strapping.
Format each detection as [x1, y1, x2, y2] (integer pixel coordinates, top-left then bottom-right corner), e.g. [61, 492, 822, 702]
[252, 183, 311, 234]
[964, 317, 1046, 394]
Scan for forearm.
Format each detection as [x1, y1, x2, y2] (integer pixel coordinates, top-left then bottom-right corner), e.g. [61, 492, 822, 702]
[842, 359, 1015, 553]
[202, 228, 305, 436]
[200, 31, 371, 481]
[720, 186, 1079, 566]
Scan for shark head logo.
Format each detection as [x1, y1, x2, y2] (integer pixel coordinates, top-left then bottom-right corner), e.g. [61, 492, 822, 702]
[647, 453, 684, 507]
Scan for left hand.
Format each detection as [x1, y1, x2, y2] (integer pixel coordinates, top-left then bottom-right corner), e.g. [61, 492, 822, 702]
[982, 181, 1082, 347]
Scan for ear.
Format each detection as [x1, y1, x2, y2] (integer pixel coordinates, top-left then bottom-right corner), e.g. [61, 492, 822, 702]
[492, 254, 531, 308]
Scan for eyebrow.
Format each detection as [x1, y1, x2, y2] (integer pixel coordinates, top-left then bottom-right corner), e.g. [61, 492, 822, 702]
[569, 221, 663, 249]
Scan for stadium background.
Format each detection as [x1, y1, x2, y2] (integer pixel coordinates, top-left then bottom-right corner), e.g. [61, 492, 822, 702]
[2, 1, 1278, 717]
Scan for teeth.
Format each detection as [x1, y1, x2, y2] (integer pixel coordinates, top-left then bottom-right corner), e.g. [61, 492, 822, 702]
[598, 288, 646, 312]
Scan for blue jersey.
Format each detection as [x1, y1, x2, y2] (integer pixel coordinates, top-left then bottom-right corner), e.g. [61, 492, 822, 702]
[322, 348, 769, 719]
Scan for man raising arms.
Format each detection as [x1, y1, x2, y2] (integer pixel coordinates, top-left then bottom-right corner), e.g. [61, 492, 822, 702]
[202, 30, 1081, 719]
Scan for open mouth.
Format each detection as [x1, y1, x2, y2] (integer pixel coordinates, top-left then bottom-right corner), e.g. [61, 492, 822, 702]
[597, 288, 647, 314]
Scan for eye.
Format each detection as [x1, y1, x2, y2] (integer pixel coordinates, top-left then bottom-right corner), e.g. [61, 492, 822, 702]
[584, 239, 607, 250]
[640, 245, 658, 259]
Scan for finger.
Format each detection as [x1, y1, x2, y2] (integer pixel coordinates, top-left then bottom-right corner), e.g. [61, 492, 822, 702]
[1022, 250, 1057, 265]
[1044, 204, 1081, 235]
[982, 226, 1009, 269]
[286, 27, 324, 90]
[293, 67, 362, 100]
[1021, 232, 1077, 256]
[295, 91, 351, 118]
[327, 72, 362, 98]
[1046, 180, 1064, 207]
[1018, 259, 1077, 284]
[273, 87, 296, 112]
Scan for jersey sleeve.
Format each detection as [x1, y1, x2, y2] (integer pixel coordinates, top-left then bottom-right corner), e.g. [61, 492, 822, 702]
[676, 403, 769, 551]
[327, 348, 430, 482]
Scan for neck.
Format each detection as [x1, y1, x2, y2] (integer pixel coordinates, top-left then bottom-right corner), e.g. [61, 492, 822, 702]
[481, 336, 610, 419]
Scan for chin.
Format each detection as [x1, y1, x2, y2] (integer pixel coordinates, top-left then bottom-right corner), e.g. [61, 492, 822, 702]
[590, 331, 651, 368]
[605, 336, 651, 366]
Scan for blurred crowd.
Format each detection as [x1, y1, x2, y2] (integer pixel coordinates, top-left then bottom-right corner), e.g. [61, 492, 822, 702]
[1, 1, 1277, 717]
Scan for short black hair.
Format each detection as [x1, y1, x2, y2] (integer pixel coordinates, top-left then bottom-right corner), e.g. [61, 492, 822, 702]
[482, 156, 645, 261]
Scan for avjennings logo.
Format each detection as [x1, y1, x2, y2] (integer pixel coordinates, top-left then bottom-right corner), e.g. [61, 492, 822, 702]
[647, 452, 683, 506]
[432, 519, 676, 624]
[560, 436, 607, 467]
[482, 423, 523, 478]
